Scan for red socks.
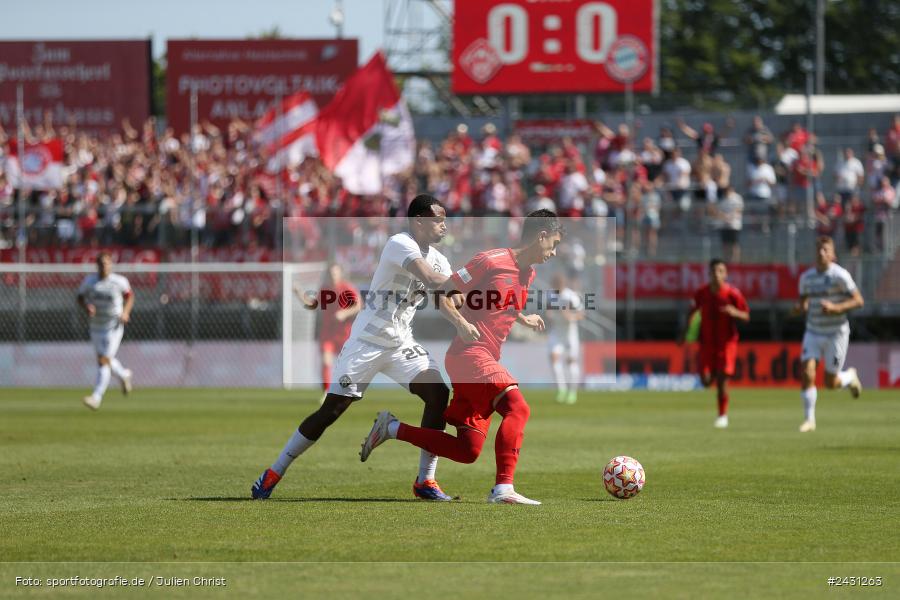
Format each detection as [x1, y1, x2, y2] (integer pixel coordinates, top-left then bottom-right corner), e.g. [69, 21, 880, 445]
[321, 363, 331, 391]
[397, 423, 484, 464]
[396, 387, 532, 486]
[494, 388, 531, 485]
[717, 388, 729, 417]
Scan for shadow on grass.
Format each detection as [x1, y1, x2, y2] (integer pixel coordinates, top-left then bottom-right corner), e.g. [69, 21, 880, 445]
[176, 496, 421, 503]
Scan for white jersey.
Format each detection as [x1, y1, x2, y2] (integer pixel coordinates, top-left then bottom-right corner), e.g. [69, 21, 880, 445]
[349, 232, 452, 348]
[798, 263, 857, 335]
[547, 287, 583, 339]
[77, 273, 132, 330]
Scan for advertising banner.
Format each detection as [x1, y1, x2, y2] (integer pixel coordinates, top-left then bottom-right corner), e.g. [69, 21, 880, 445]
[166, 39, 357, 134]
[0, 40, 151, 134]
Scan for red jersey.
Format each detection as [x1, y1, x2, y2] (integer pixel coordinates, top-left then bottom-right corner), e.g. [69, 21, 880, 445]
[692, 283, 748, 348]
[320, 281, 359, 343]
[448, 248, 536, 363]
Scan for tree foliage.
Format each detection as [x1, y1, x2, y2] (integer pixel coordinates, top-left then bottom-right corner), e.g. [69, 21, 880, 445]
[659, 0, 900, 109]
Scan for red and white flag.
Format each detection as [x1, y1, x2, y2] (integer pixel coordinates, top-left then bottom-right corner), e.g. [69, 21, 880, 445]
[254, 92, 319, 171]
[316, 52, 414, 195]
[6, 139, 65, 190]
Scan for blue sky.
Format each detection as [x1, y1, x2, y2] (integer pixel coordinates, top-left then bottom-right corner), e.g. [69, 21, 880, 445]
[0, 0, 386, 62]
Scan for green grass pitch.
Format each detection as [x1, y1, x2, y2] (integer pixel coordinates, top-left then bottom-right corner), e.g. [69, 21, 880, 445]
[1, 387, 898, 598]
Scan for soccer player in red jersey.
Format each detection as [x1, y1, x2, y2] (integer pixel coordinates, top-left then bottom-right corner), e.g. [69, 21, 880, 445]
[360, 210, 563, 505]
[296, 263, 361, 397]
[682, 259, 750, 428]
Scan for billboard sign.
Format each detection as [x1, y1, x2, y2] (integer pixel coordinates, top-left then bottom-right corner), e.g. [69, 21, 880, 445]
[0, 40, 151, 134]
[452, 0, 657, 94]
[166, 39, 358, 134]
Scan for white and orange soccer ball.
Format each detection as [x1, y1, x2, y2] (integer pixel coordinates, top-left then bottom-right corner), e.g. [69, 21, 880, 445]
[603, 456, 645, 499]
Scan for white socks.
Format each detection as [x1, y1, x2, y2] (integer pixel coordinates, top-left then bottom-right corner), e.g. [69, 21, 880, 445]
[109, 358, 128, 380]
[567, 361, 580, 390]
[418, 451, 438, 483]
[271, 429, 316, 476]
[93, 365, 111, 399]
[802, 387, 817, 422]
[836, 370, 853, 388]
[552, 360, 567, 392]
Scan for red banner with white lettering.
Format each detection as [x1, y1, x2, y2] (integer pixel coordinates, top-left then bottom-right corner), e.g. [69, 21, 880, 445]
[615, 263, 806, 301]
[584, 341, 818, 388]
[452, 0, 657, 94]
[0, 41, 150, 134]
[166, 39, 358, 134]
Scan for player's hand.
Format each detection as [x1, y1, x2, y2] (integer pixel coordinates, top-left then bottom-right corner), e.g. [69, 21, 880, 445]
[820, 300, 841, 315]
[520, 314, 545, 331]
[456, 321, 481, 342]
[790, 302, 806, 316]
[294, 284, 317, 308]
[120, 312, 130, 324]
[720, 304, 740, 318]
[86, 304, 96, 317]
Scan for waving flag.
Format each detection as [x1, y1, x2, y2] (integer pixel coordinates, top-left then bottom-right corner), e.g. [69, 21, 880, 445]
[315, 52, 414, 195]
[6, 139, 65, 190]
[254, 92, 319, 170]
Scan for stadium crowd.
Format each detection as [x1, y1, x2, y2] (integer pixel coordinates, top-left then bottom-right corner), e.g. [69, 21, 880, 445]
[1, 113, 898, 260]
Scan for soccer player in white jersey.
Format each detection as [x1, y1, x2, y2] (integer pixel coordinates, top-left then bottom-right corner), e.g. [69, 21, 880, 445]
[795, 236, 864, 433]
[252, 195, 456, 501]
[547, 272, 584, 404]
[76, 251, 134, 410]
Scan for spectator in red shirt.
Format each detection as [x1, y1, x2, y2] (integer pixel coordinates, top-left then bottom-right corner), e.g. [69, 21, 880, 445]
[844, 194, 866, 256]
[814, 192, 843, 238]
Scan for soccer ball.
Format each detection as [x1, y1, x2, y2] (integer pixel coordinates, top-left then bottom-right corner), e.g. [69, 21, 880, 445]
[603, 456, 645, 499]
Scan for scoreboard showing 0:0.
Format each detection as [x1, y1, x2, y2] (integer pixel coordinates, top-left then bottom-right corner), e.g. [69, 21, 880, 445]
[452, 0, 656, 95]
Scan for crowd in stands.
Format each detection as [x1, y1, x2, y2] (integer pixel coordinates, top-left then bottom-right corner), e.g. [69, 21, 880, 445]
[1, 112, 899, 261]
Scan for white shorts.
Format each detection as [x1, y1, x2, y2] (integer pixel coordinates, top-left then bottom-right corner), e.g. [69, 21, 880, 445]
[90, 324, 124, 359]
[548, 330, 580, 360]
[801, 328, 850, 373]
[327, 338, 441, 398]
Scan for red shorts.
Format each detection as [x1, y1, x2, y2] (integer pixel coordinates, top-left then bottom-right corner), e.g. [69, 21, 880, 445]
[444, 354, 517, 437]
[699, 342, 738, 377]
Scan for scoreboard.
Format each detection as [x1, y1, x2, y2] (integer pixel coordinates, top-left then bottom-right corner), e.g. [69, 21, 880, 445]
[452, 0, 657, 94]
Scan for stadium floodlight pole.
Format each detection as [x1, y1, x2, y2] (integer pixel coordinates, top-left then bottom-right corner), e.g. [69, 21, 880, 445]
[330, 0, 345, 39]
[815, 0, 825, 95]
[189, 85, 200, 344]
[16, 84, 26, 343]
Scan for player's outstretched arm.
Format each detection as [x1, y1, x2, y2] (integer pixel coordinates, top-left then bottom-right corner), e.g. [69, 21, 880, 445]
[516, 313, 545, 331]
[406, 258, 449, 290]
[821, 289, 864, 315]
[791, 295, 809, 317]
[77, 294, 95, 317]
[721, 304, 750, 322]
[436, 280, 479, 342]
[121, 292, 134, 325]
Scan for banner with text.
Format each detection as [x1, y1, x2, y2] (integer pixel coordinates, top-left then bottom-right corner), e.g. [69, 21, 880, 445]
[166, 39, 358, 134]
[0, 40, 150, 134]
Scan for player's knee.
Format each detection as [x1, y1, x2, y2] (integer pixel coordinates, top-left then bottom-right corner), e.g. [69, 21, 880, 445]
[97, 356, 110, 366]
[498, 390, 530, 421]
[320, 395, 353, 422]
[457, 434, 484, 463]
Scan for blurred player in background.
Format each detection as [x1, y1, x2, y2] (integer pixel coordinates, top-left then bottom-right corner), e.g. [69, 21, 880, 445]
[682, 259, 749, 428]
[547, 272, 584, 404]
[360, 210, 562, 505]
[76, 251, 134, 410]
[795, 236, 863, 433]
[295, 263, 361, 401]
[253, 195, 456, 501]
